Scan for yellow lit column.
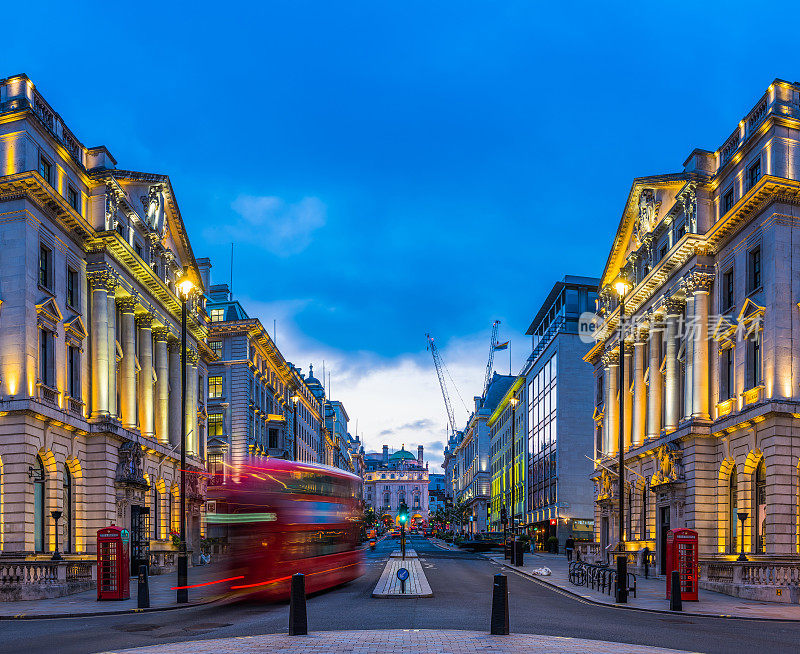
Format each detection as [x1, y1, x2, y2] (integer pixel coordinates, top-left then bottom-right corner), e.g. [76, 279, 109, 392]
[153, 326, 170, 444]
[623, 343, 633, 450]
[664, 298, 684, 432]
[683, 292, 695, 422]
[107, 284, 118, 418]
[691, 272, 713, 419]
[137, 313, 155, 438]
[647, 317, 663, 439]
[167, 338, 182, 448]
[117, 296, 138, 429]
[603, 350, 619, 455]
[632, 330, 647, 447]
[186, 348, 199, 455]
[88, 271, 111, 418]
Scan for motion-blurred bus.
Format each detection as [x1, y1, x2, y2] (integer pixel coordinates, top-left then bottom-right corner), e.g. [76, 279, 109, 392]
[206, 458, 364, 600]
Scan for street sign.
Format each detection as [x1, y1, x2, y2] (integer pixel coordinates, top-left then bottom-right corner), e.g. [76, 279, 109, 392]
[396, 567, 409, 581]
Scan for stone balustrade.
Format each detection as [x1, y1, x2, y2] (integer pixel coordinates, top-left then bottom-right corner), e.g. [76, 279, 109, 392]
[700, 560, 800, 603]
[0, 560, 94, 601]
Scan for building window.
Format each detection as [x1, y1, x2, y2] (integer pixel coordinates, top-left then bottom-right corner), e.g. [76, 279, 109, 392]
[748, 246, 761, 291]
[209, 453, 224, 486]
[67, 344, 80, 397]
[210, 308, 224, 323]
[659, 244, 667, 260]
[67, 267, 79, 308]
[747, 158, 761, 190]
[208, 413, 223, 437]
[754, 459, 766, 554]
[152, 486, 160, 540]
[722, 348, 734, 400]
[747, 331, 762, 389]
[722, 268, 734, 312]
[63, 464, 73, 553]
[728, 465, 738, 554]
[208, 376, 223, 399]
[39, 244, 52, 289]
[723, 187, 735, 214]
[268, 428, 279, 449]
[67, 186, 80, 213]
[39, 156, 52, 185]
[640, 484, 648, 540]
[33, 456, 46, 553]
[40, 329, 54, 386]
[209, 341, 222, 358]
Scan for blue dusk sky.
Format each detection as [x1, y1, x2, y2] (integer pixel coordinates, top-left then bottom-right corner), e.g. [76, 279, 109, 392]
[5, 1, 800, 469]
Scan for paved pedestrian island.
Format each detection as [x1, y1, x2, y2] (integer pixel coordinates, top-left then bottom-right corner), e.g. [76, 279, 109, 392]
[389, 549, 417, 558]
[372, 555, 432, 598]
[101, 628, 693, 653]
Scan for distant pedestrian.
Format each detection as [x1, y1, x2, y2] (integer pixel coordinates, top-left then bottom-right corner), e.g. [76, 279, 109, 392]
[565, 536, 575, 562]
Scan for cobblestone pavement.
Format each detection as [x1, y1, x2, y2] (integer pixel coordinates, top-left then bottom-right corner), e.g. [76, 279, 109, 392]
[487, 552, 800, 620]
[103, 629, 692, 653]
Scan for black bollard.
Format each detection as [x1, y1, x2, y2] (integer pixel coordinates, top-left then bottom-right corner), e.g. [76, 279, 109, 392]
[615, 555, 628, 603]
[670, 570, 682, 611]
[643, 547, 650, 579]
[490, 574, 509, 635]
[289, 573, 308, 636]
[137, 564, 150, 609]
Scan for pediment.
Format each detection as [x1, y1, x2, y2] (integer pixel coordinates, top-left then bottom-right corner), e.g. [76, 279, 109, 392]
[63, 314, 87, 339]
[36, 297, 63, 330]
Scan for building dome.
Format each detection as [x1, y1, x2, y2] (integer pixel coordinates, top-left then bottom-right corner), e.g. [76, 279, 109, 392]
[389, 445, 416, 462]
[305, 364, 323, 389]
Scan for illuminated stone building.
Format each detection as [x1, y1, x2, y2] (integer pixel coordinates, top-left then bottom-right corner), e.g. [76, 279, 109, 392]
[203, 270, 322, 481]
[587, 79, 800, 599]
[0, 74, 209, 567]
[364, 445, 429, 526]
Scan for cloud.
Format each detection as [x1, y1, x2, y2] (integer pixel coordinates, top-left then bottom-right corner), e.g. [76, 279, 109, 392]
[235, 297, 492, 472]
[206, 195, 326, 256]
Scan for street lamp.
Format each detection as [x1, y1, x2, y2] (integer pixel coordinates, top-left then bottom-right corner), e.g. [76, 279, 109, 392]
[50, 510, 63, 561]
[509, 395, 519, 564]
[291, 394, 301, 461]
[737, 512, 749, 562]
[175, 267, 196, 604]
[612, 272, 631, 603]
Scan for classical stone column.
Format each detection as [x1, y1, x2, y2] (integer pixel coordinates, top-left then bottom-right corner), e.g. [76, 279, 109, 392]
[647, 317, 663, 439]
[117, 296, 138, 429]
[632, 330, 647, 447]
[88, 270, 112, 418]
[107, 287, 118, 418]
[153, 327, 170, 445]
[664, 298, 684, 432]
[186, 348, 199, 455]
[690, 272, 713, 419]
[603, 350, 619, 455]
[167, 338, 182, 449]
[623, 343, 633, 450]
[137, 313, 155, 438]
[683, 292, 695, 422]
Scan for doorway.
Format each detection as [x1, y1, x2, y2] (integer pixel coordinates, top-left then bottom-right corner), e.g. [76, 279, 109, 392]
[130, 505, 151, 576]
[659, 506, 670, 573]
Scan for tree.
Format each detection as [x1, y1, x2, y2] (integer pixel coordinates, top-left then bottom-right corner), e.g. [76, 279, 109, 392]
[447, 498, 469, 542]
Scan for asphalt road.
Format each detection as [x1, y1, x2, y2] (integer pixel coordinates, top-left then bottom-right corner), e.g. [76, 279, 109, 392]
[2, 536, 800, 653]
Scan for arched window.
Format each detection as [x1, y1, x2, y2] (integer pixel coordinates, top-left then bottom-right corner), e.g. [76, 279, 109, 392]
[728, 466, 738, 553]
[640, 484, 648, 540]
[152, 486, 160, 540]
[754, 460, 766, 553]
[32, 456, 46, 553]
[63, 465, 73, 554]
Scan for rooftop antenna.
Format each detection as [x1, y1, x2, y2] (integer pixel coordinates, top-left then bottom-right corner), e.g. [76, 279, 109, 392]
[230, 242, 234, 300]
[273, 319, 277, 345]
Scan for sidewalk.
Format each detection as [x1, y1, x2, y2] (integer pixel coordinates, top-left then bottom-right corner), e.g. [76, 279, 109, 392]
[487, 551, 800, 621]
[102, 629, 691, 653]
[0, 563, 227, 619]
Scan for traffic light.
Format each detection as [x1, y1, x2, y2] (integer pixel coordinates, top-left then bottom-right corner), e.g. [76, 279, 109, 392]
[398, 502, 409, 525]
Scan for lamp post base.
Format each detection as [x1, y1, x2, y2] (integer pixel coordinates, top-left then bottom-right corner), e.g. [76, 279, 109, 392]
[177, 552, 188, 603]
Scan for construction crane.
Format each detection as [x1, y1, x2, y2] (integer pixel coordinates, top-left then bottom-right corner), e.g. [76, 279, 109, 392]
[426, 333, 458, 435]
[482, 320, 501, 396]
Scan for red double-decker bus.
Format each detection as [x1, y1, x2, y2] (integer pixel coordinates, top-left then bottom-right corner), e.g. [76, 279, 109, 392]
[207, 458, 364, 600]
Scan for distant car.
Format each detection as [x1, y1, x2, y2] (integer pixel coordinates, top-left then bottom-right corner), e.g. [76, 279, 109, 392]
[392, 530, 401, 539]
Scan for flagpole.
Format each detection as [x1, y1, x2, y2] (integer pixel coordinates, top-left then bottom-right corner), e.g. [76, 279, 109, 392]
[509, 340, 512, 375]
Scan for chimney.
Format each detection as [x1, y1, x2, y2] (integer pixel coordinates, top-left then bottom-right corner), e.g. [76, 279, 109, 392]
[382, 445, 389, 465]
[197, 257, 212, 294]
[417, 445, 423, 466]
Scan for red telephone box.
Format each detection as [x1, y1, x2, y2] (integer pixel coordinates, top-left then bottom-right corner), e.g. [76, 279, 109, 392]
[97, 526, 131, 600]
[665, 528, 699, 601]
